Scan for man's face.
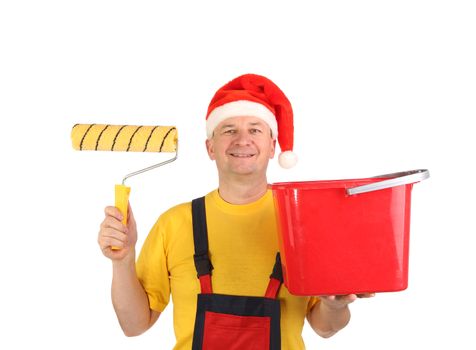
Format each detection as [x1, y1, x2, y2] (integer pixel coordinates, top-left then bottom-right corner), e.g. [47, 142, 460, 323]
[206, 116, 276, 178]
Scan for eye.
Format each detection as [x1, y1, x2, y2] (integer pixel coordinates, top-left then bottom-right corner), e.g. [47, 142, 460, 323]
[250, 128, 263, 134]
[223, 129, 236, 135]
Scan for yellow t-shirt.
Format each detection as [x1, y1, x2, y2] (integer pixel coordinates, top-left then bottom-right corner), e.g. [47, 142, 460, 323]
[136, 189, 318, 349]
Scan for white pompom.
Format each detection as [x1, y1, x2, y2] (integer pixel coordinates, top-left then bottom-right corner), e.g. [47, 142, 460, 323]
[278, 151, 298, 169]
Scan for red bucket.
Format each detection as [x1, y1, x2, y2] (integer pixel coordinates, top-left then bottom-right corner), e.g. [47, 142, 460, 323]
[270, 169, 429, 296]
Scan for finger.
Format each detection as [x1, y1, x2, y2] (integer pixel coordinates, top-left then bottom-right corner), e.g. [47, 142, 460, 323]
[127, 202, 134, 221]
[98, 228, 128, 246]
[104, 206, 124, 222]
[99, 234, 127, 250]
[320, 295, 355, 309]
[332, 294, 357, 305]
[127, 202, 136, 228]
[99, 226, 128, 241]
[101, 215, 128, 233]
[101, 245, 128, 259]
[356, 293, 376, 298]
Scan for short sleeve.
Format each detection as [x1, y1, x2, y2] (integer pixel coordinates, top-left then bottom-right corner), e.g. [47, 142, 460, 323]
[136, 217, 170, 313]
[306, 296, 320, 314]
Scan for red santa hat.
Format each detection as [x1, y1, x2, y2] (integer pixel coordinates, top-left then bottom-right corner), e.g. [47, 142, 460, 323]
[206, 73, 297, 168]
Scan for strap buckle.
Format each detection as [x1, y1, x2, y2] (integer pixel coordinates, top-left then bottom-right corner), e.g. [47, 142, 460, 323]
[194, 253, 213, 277]
[269, 253, 283, 282]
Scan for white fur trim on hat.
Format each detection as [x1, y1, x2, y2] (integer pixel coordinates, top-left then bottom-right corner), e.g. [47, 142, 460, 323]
[278, 151, 298, 169]
[206, 100, 278, 139]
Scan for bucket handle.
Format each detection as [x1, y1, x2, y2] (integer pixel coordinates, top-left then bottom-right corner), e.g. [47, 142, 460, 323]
[346, 169, 430, 195]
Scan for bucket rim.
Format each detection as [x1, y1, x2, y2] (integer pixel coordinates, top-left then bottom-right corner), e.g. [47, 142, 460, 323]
[269, 178, 378, 191]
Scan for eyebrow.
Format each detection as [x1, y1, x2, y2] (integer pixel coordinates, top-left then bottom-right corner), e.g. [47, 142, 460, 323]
[219, 121, 265, 129]
[219, 124, 236, 129]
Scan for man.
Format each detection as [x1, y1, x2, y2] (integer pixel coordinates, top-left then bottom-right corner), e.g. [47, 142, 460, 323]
[98, 74, 374, 349]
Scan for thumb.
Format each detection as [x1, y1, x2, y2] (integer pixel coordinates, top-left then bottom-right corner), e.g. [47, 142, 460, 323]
[127, 202, 136, 227]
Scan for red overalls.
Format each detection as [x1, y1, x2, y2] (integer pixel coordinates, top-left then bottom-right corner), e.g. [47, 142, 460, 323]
[191, 197, 283, 350]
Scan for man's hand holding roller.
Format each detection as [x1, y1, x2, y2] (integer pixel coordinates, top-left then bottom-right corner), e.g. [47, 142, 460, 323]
[98, 202, 137, 261]
[97, 203, 159, 336]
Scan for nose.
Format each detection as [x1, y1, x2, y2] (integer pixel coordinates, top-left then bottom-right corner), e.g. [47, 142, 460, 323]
[232, 130, 252, 146]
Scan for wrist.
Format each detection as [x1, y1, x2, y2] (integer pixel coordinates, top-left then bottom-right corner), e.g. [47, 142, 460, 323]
[112, 251, 136, 270]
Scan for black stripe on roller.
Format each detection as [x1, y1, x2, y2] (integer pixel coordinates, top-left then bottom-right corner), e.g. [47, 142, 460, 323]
[126, 125, 143, 152]
[111, 125, 127, 151]
[79, 124, 96, 150]
[159, 127, 176, 152]
[96, 125, 110, 150]
[143, 126, 158, 152]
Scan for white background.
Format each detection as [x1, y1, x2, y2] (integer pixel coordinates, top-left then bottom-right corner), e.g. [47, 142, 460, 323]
[1, 0, 475, 348]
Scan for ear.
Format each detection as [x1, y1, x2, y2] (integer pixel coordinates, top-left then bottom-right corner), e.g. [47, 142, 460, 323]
[205, 138, 216, 160]
[269, 139, 276, 159]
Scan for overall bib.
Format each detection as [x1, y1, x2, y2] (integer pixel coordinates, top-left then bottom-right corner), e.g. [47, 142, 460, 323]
[191, 197, 283, 350]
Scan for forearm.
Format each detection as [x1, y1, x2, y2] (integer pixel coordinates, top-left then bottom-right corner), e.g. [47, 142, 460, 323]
[111, 253, 153, 336]
[307, 300, 351, 338]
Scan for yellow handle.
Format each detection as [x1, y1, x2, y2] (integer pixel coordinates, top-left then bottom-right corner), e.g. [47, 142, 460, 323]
[114, 184, 131, 250]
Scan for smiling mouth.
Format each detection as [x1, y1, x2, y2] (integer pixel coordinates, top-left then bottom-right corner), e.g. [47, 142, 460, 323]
[229, 153, 255, 158]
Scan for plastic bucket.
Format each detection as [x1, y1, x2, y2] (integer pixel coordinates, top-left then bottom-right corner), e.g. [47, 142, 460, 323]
[270, 169, 429, 296]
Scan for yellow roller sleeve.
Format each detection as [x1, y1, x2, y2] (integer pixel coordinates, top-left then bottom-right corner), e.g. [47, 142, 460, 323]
[71, 124, 178, 153]
[114, 184, 131, 250]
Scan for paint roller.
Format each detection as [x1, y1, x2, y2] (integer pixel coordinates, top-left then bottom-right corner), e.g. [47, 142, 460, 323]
[71, 124, 178, 248]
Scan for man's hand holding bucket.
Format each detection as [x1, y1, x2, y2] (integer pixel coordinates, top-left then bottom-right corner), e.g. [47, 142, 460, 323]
[307, 293, 375, 338]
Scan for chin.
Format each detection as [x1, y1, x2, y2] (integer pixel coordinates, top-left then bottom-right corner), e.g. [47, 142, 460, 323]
[232, 168, 256, 176]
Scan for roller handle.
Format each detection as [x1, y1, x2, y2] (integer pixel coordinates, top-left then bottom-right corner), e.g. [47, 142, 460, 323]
[113, 184, 131, 250]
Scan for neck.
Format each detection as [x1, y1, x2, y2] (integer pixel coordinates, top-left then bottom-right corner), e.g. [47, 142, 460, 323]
[218, 175, 269, 205]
